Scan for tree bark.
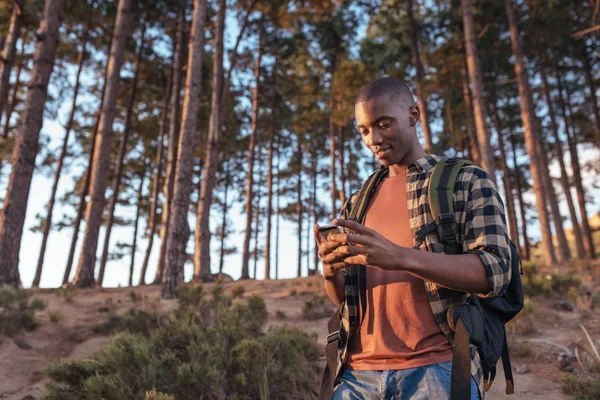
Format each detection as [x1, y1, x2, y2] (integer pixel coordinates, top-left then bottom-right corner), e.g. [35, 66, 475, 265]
[462, 0, 496, 180]
[138, 63, 172, 285]
[240, 30, 262, 280]
[32, 22, 91, 288]
[539, 56, 585, 259]
[130, 162, 146, 287]
[252, 147, 262, 279]
[296, 136, 303, 278]
[509, 136, 530, 260]
[460, 60, 480, 165]
[0, 0, 65, 288]
[580, 43, 600, 146]
[0, 0, 26, 123]
[311, 144, 319, 275]
[63, 45, 111, 285]
[329, 53, 338, 220]
[97, 20, 146, 286]
[1, 28, 26, 139]
[337, 125, 346, 204]
[407, 0, 433, 153]
[505, 0, 556, 265]
[275, 134, 281, 280]
[194, 0, 226, 283]
[218, 160, 230, 275]
[556, 71, 596, 259]
[263, 68, 277, 281]
[155, 3, 186, 284]
[162, 0, 207, 299]
[489, 95, 521, 255]
[73, 0, 132, 288]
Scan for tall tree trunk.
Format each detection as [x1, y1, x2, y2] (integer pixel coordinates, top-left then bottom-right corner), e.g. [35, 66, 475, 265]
[194, 0, 226, 283]
[275, 134, 281, 280]
[162, 0, 207, 299]
[556, 71, 596, 259]
[337, 125, 346, 204]
[580, 43, 600, 145]
[329, 53, 338, 220]
[219, 161, 229, 275]
[489, 95, 521, 254]
[505, 0, 556, 265]
[0, 0, 25, 123]
[461, 0, 496, 180]
[73, 0, 132, 288]
[63, 47, 111, 285]
[0, 0, 65, 287]
[32, 22, 91, 287]
[263, 69, 276, 281]
[312, 145, 319, 275]
[407, 0, 433, 153]
[155, 3, 185, 284]
[252, 148, 262, 279]
[138, 64, 172, 285]
[240, 31, 262, 280]
[1, 28, 26, 139]
[460, 60, 480, 165]
[539, 55, 585, 259]
[297, 138, 303, 278]
[129, 162, 146, 287]
[510, 136, 530, 260]
[97, 21, 146, 286]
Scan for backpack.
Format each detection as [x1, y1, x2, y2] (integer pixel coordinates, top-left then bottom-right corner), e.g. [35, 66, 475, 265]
[318, 157, 524, 400]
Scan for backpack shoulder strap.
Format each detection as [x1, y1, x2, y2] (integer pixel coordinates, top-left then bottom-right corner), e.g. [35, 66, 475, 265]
[427, 157, 473, 254]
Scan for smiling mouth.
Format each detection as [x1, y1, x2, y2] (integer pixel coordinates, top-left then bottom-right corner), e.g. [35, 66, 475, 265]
[375, 147, 390, 158]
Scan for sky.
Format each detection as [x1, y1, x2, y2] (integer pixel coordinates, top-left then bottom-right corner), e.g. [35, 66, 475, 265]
[3, 3, 600, 289]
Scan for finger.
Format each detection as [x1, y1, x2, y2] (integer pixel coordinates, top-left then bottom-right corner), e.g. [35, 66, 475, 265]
[318, 240, 342, 258]
[328, 233, 370, 246]
[342, 255, 367, 265]
[334, 245, 367, 256]
[322, 251, 349, 265]
[325, 262, 347, 272]
[314, 224, 325, 245]
[333, 218, 371, 234]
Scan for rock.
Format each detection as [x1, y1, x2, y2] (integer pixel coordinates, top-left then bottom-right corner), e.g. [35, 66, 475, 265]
[13, 337, 32, 350]
[97, 306, 110, 313]
[514, 364, 529, 374]
[553, 301, 575, 312]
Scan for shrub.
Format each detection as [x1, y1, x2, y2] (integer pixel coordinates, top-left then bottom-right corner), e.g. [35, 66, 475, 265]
[55, 285, 78, 302]
[275, 309, 286, 319]
[231, 285, 245, 299]
[129, 290, 143, 303]
[0, 285, 46, 337]
[561, 373, 600, 400]
[302, 294, 334, 320]
[47, 310, 61, 323]
[43, 292, 319, 399]
[94, 308, 159, 337]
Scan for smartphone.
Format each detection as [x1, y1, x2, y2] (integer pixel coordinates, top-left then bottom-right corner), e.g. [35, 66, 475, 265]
[318, 224, 340, 240]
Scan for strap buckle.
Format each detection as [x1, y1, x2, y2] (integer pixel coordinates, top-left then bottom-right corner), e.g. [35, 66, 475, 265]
[437, 213, 454, 224]
[437, 213, 456, 245]
[327, 330, 340, 344]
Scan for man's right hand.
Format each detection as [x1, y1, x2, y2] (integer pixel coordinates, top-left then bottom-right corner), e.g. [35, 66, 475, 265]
[314, 224, 346, 280]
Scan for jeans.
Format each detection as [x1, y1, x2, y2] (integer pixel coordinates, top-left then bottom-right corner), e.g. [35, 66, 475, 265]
[332, 361, 480, 400]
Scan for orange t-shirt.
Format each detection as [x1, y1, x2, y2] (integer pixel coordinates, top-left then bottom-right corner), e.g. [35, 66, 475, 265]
[346, 170, 453, 370]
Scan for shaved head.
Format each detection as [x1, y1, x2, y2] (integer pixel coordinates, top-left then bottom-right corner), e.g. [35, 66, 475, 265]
[355, 77, 416, 109]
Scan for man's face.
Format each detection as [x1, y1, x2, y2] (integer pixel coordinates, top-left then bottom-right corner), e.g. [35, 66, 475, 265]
[354, 95, 419, 167]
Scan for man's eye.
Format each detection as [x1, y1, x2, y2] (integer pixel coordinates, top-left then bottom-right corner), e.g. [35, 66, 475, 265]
[360, 130, 369, 136]
[379, 121, 390, 128]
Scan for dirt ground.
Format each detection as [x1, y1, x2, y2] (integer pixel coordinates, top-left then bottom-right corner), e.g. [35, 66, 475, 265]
[1, 272, 598, 400]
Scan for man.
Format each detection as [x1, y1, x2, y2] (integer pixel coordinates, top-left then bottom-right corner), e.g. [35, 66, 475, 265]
[314, 77, 512, 399]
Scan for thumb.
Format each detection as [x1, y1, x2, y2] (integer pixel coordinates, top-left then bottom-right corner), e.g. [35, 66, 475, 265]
[314, 224, 325, 245]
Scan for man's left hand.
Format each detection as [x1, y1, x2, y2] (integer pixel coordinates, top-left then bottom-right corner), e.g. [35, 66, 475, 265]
[327, 218, 406, 271]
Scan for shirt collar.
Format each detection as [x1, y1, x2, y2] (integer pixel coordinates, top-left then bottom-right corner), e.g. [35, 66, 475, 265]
[408, 154, 440, 173]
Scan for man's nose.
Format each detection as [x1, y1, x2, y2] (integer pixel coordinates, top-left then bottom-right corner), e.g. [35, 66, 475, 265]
[369, 129, 384, 146]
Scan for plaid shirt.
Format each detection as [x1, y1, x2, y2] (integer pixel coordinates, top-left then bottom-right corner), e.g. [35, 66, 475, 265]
[335, 155, 512, 399]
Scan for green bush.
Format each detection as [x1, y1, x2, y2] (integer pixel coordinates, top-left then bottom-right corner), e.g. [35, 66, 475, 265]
[302, 294, 333, 320]
[0, 285, 46, 337]
[43, 287, 319, 400]
[55, 285, 78, 302]
[561, 373, 600, 400]
[521, 263, 581, 296]
[94, 308, 159, 337]
[231, 285, 245, 299]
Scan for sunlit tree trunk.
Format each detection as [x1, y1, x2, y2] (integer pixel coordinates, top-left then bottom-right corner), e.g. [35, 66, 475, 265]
[74, 0, 133, 288]
[0, 0, 25, 123]
[297, 138, 303, 278]
[32, 22, 91, 287]
[337, 125, 346, 204]
[194, 0, 226, 283]
[218, 161, 230, 275]
[461, 0, 496, 180]
[162, 0, 207, 299]
[130, 162, 146, 287]
[263, 70, 277, 281]
[505, 0, 556, 265]
[252, 148, 262, 279]
[1, 28, 26, 139]
[407, 0, 433, 153]
[311, 145, 319, 275]
[510, 136, 530, 260]
[139, 67, 172, 285]
[155, 2, 185, 284]
[240, 31, 262, 280]
[0, 0, 65, 287]
[556, 71, 596, 259]
[275, 134, 281, 280]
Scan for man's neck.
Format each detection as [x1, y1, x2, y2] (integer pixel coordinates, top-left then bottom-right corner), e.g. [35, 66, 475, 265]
[388, 147, 427, 177]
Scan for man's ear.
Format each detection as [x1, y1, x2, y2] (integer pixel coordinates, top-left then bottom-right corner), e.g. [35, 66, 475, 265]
[409, 105, 420, 126]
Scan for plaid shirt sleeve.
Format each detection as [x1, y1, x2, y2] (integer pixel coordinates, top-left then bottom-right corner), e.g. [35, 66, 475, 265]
[460, 166, 512, 298]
